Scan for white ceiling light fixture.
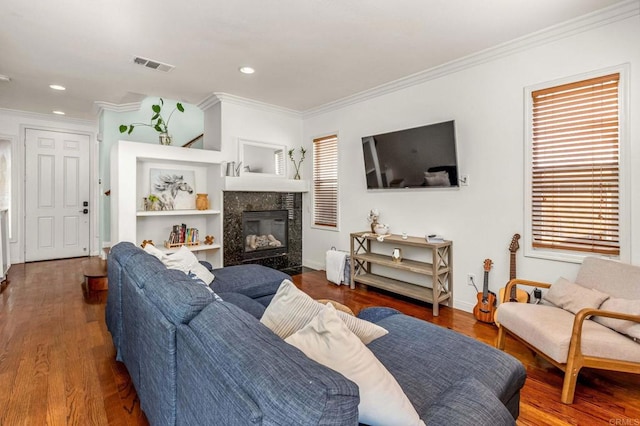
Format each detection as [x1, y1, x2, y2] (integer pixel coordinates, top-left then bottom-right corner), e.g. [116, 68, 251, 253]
[49, 84, 66, 90]
[239, 66, 255, 75]
[0, 74, 11, 82]
[52, 110, 65, 115]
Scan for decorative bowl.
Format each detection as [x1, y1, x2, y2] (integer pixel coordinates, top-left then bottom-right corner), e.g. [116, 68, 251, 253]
[374, 223, 390, 235]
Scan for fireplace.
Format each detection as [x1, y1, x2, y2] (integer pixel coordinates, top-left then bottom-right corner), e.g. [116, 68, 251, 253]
[223, 192, 302, 273]
[242, 210, 288, 260]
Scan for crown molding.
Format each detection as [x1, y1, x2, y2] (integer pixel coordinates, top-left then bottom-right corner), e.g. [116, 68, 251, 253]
[198, 92, 302, 118]
[0, 107, 96, 126]
[303, 0, 639, 119]
[93, 101, 142, 116]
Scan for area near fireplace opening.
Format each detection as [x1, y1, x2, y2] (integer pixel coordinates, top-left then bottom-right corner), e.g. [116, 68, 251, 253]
[242, 209, 288, 261]
[223, 191, 302, 274]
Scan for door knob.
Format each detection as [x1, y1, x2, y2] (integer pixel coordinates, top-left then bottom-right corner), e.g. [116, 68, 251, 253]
[79, 209, 89, 214]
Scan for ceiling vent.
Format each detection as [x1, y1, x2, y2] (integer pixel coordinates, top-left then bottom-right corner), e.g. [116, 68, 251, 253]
[133, 56, 175, 73]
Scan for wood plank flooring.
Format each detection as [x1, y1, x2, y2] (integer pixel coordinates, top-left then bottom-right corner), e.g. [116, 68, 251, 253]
[0, 260, 638, 425]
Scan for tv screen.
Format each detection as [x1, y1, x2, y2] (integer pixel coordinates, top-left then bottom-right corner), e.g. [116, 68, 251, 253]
[361, 120, 458, 189]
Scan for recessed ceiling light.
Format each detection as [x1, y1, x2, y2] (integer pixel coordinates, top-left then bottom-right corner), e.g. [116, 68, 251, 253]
[49, 84, 66, 91]
[0, 74, 11, 82]
[239, 66, 255, 75]
[52, 110, 65, 115]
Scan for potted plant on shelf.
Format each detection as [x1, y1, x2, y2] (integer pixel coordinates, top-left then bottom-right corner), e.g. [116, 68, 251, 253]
[119, 98, 184, 145]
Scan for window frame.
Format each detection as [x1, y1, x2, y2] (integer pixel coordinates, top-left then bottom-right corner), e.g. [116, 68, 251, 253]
[311, 133, 339, 231]
[523, 65, 630, 263]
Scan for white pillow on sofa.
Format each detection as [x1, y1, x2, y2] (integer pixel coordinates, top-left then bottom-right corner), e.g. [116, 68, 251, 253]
[285, 304, 425, 426]
[260, 279, 387, 344]
[157, 245, 215, 285]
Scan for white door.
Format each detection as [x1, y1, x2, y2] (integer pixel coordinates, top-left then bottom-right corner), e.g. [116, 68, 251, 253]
[25, 129, 90, 261]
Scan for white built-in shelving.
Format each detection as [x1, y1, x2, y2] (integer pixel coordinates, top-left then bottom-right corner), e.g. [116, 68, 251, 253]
[111, 140, 225, 267]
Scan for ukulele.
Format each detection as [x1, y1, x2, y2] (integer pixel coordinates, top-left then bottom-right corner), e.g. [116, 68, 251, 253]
[473, 259, 496, 324]
[498, 234, 530, 304]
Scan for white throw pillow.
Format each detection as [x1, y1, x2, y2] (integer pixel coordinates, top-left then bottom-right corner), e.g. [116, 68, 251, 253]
[260, 279, 388, 344]
[593, 297, 640, 340]
[286, 304, 425, 426]
[543, 277, 609, 315]
[144, 243, 168, 261]
[161, 245, 215, 285]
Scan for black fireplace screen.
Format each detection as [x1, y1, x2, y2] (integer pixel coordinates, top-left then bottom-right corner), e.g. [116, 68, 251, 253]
[242, 210, 288, 260]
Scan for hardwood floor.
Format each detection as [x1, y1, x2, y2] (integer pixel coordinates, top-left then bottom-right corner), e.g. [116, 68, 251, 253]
[0, 260, 638, 425]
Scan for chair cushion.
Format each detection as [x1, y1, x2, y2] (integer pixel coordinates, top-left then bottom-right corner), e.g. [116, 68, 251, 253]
[496, 303, 640, 364]
[576, 257, 640, 299]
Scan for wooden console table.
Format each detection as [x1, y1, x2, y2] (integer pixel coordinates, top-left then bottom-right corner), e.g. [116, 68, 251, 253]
[350, 232, 452, 316]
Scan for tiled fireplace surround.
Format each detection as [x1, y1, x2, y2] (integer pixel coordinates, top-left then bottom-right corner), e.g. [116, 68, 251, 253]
[223, 191, 302, 274]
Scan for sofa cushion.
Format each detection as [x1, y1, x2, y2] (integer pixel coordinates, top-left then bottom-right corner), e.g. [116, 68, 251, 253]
[593, 297, 640, 340]
[425, 377, 515, 426]
[211, 264, 290, 301]
[496, 303, 640, 363]
[543, 277, 609, 315]
[286, 304, 424, 426]
[144, 268, 217, 325]
[180, 301, 360, 425]
[216, 292, 266, 319]
[364, 309, 526, 418]
[260, 279, 388, 344]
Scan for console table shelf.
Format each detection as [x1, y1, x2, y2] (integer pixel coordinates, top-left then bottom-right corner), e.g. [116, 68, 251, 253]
[350, 232, 453, 316]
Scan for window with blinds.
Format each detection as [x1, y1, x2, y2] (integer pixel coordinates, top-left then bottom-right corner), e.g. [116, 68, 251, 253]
[313, 135, 338, 228]
[530, 73, 620, 256]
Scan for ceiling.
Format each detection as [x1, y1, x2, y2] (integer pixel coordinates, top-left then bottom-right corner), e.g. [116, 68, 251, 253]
[0, 0, 626, 121]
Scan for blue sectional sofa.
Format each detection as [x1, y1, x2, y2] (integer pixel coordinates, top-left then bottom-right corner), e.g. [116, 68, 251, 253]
[106, 242, 526, 425]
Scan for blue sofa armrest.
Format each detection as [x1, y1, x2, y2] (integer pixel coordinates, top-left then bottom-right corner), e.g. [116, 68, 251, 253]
[425, 377, 515, 425]
[177, 301, 359, 425]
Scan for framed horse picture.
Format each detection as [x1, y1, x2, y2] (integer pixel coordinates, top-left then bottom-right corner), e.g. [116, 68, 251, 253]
[149, 168, 196, 210]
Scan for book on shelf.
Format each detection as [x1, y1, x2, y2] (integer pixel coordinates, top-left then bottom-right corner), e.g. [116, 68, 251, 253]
[168, 224, 199, 245]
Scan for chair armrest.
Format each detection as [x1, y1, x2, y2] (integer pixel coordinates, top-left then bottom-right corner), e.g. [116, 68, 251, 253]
[574, 308, 640, 326]
[501, 279, 551, 303]
[567, 307, 640, 364]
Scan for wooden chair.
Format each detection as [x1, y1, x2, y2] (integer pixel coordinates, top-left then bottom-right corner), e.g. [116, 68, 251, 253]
[495, 257, 640, 404]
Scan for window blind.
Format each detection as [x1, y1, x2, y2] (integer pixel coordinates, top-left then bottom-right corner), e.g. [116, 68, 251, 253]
[313, 135, 338, 228]
[531, 73, 620, 255]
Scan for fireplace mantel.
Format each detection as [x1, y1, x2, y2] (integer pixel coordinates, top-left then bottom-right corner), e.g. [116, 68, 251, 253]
[222, 176, 309, 192]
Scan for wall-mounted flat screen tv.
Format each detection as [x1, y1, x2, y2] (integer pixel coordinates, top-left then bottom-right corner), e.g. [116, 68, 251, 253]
[361, 120, 458, 189]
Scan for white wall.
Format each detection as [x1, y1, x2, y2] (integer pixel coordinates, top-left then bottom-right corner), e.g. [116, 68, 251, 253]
[301, 14, 640, 312]
[206, 95, 304, 177]
[0, 109, 98, 263]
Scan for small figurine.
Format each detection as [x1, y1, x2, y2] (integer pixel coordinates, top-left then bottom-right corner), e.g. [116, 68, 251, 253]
[141, 240, 154, 248]
[204, 235, 215, 245]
